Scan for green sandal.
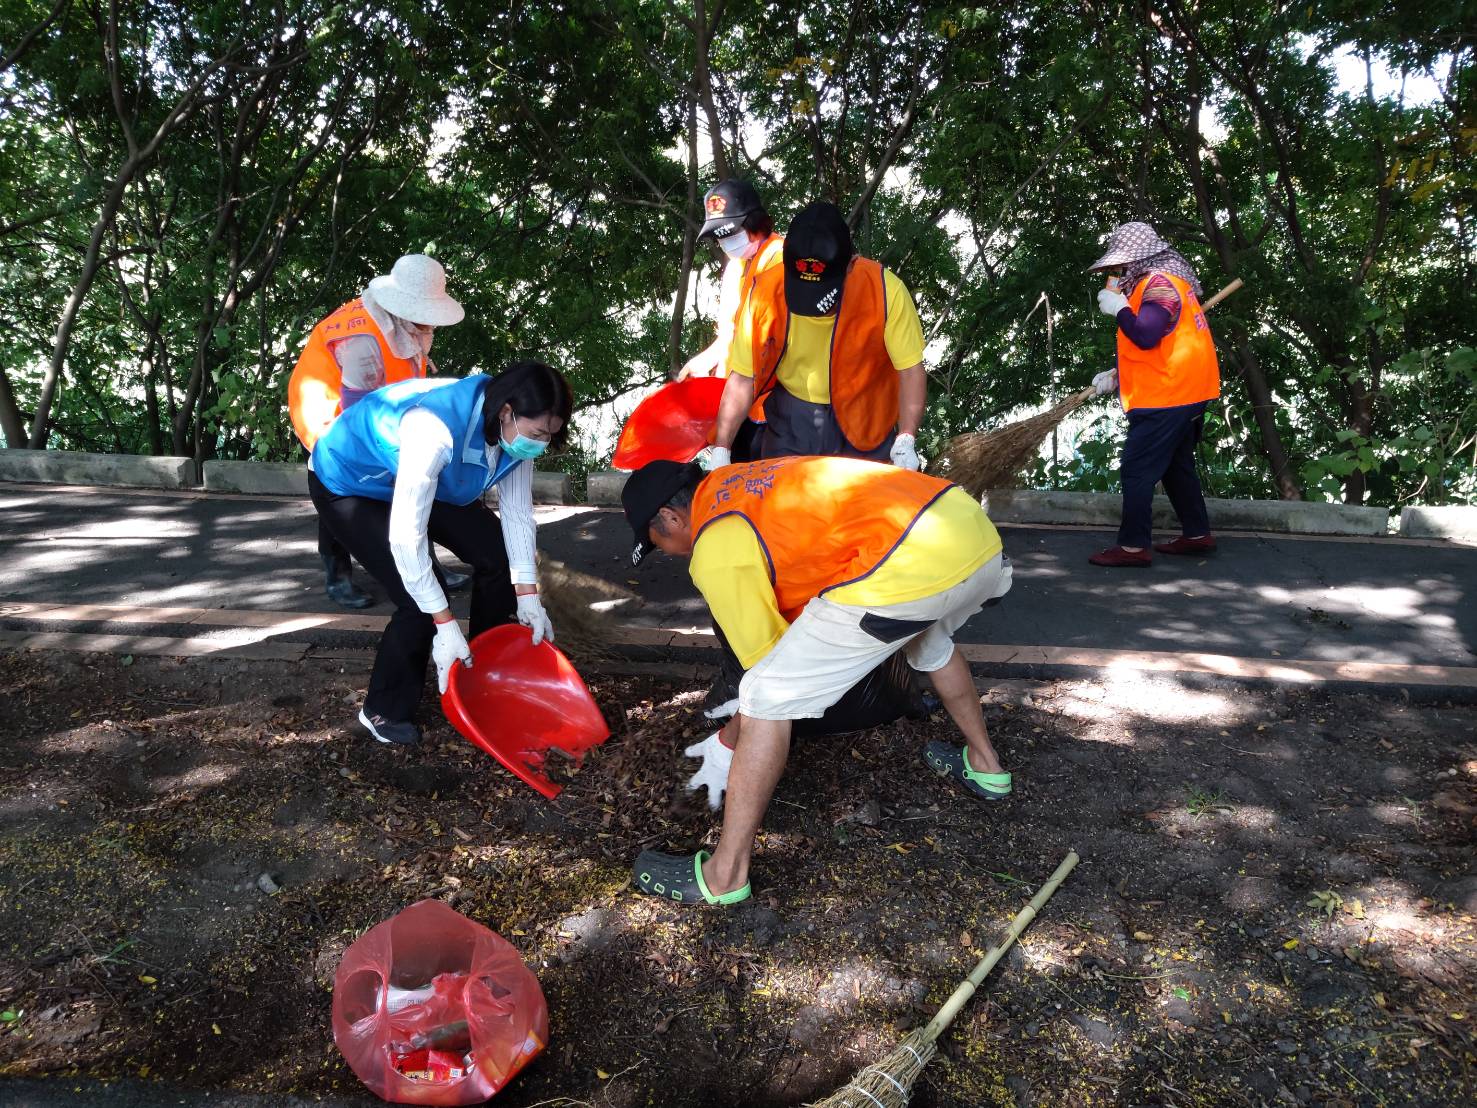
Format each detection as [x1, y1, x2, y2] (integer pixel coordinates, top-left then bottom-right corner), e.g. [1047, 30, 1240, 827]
[633, 849, 752, 906]
[924, 740, 1012, 801]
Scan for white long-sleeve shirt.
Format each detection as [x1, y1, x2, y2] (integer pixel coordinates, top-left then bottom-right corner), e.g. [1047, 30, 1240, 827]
[388, 406, 538, 612]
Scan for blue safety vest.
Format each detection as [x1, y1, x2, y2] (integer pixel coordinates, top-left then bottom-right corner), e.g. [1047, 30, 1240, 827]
[311, 374, 521, 504]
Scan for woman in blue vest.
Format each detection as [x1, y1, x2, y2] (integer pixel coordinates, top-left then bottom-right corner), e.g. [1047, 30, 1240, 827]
[309, 362, 574, 746]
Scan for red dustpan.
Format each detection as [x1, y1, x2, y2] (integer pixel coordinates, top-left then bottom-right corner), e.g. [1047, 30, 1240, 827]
[441, 624, 610, 799]
[611, 377, 726, 470]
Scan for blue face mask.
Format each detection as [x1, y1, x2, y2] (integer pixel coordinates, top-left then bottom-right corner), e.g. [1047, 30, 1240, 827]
[500, 432, 548, 461]
[502, 434, 549, 460]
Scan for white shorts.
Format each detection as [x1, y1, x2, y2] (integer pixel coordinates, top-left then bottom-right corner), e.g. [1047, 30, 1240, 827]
[737, 553, 1012, 721]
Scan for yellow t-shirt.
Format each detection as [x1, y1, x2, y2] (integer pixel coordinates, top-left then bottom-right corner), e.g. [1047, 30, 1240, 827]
[712, 237, 786, 378]
[689, 486, 1001, 669]
[726, 269, 924, 403]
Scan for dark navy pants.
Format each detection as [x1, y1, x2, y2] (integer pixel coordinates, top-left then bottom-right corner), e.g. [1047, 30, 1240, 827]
[1118, 401, 1211, 549]
[757, 386, 894, 461]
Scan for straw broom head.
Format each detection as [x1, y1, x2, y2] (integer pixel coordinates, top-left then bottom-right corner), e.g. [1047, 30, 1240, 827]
[804, 852, 1080, 1108]
[805, 1030, 936, 1108]
[929, 387, 1096, 499]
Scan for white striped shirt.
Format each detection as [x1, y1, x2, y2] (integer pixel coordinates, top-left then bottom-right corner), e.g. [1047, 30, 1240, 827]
[388, 406, 538, 613]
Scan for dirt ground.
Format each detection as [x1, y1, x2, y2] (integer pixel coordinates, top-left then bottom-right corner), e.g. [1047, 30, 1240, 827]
[0, 647, 1474, 1107]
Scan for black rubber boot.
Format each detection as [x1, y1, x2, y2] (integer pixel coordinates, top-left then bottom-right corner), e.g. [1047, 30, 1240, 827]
[323, 554, 374, 609]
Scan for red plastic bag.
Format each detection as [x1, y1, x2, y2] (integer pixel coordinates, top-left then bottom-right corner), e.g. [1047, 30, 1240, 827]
[333, 900, 548, 1104]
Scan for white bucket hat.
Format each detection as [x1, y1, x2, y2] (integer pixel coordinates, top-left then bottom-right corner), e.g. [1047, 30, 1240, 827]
[365, 254, 464, 327]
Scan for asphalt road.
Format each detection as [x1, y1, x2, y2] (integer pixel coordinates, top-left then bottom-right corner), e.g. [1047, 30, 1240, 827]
[2, 482, 1474, 670]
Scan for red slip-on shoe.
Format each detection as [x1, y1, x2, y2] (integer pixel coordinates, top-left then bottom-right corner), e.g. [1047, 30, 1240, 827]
[1153, 535, 1218, 556]
[1088, 546, 1152, 568]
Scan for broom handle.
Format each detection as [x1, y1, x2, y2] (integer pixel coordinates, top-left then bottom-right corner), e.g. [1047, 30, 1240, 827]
[1201, 277, 1243, 312]
[921, 851, 1079, 1043]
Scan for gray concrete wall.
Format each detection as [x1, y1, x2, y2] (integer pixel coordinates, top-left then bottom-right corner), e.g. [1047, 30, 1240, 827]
[202, 460, 307, 495]
[587, 469, 628, 507]
[203, 460, 571, 504]
[981, 489, 1390, 536]
[0, 447, 198, 490]
[1399, 505, 1477, 542]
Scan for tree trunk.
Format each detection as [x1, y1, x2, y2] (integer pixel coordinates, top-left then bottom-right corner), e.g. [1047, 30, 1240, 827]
[28, 170, 134, 446]
[691, 0, 729, 177]
[0, 365, 27, 447]
[667, 94, 700, 378]
[141, 332, 164, 454]
[1231, 335, 1302, 500]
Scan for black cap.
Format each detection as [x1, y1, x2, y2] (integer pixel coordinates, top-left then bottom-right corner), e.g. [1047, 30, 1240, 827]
[699, 179, 762, 241]
[622, 460, 703, 566]
[783, 201, 853, 316]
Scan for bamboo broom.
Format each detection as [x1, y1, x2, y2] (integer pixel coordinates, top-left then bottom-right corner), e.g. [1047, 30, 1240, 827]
[806, 851, 1079, 1108]
[930, 279, 1244, 497]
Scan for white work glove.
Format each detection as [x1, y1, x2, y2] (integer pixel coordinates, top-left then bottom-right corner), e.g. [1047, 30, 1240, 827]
[699, 445, 731, 471]
[683, 732, 734, 810]
[1097, 287, 1129, 317]
[1092, 369, 1119, 397]
[432, 619, 473, 695]
[889, 433, 920, 471]
[516, 592, 555, 646]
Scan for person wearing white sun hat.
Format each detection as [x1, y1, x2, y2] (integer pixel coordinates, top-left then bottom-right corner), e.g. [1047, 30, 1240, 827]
[289, 254, 468, 607]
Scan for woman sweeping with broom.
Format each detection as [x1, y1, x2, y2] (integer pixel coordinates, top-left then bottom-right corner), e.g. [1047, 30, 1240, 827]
[1085, 221, 1221, 568]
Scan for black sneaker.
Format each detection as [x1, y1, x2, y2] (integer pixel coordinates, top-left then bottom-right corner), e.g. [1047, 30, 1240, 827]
[358, 710, 421, 746]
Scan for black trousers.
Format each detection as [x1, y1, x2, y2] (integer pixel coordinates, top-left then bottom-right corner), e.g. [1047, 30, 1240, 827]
[318, 516, 352, 573]
[308, 471, 517, 723]
[1118, 401, 1212, 549]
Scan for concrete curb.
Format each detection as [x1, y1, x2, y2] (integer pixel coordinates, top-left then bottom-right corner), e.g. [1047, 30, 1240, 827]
[1400, 505, 1477, 542]
[0, 447, 198, 490]
[981, 489, 1391, 536]
[6, 601, 1477, 700]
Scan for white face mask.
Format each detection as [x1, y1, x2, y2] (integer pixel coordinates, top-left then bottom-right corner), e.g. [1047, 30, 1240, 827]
[718, 232, 759, 261]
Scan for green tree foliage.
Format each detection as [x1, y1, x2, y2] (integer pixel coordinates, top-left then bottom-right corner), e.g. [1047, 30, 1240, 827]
[0, 0, 1471, 504]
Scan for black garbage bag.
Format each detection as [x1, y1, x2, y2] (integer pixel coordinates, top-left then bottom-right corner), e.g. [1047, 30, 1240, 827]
[703, 619, 926, 738]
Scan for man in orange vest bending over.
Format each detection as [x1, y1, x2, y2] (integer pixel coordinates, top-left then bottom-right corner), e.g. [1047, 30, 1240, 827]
[621, 456, 1014, 906]
[705, 201, 927, 470]
[1085, 222, 1221, 568]
[288, 254, 465, 606]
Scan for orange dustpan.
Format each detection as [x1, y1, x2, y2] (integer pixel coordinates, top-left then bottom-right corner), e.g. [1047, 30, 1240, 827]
[441, 624, 610, 799]
[611, 377, 726, 470]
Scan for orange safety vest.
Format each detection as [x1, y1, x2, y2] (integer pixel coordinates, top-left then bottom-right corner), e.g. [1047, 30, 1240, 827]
[1116, 272, 1220, 412]
[287, 299, 423, 451]
[726, 234, 783, 403]
[745, 256, 897, 452]
[690, 456, 958, 622]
